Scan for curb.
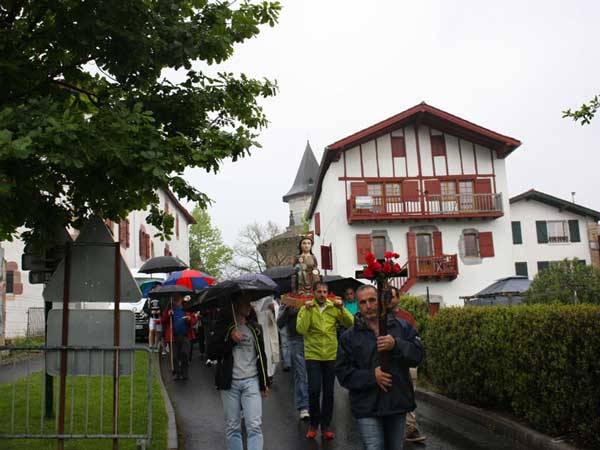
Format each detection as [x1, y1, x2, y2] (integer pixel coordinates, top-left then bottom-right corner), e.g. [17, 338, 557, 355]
[416, 388, 580, 450]
[155, 354, 178, 450]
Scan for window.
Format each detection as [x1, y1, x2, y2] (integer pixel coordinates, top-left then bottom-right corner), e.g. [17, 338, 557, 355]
[547, 221, 569, 243]
[515, 262, 528, 277]
[416, 234, 433, 257]
[367, 184, 382, 196]
[372, 236, 387, 260]
[441, 181, 456, 200]
[6, 270, 14, 293]
[511, 221, 523, 245]
[537, 261, 550, 272]
[459, 181, 474, 210]
[464, 232, 479, 257]
[385, 183, 401, 197]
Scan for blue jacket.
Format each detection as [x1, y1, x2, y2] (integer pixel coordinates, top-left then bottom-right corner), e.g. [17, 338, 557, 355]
[336, 314, 424, 418]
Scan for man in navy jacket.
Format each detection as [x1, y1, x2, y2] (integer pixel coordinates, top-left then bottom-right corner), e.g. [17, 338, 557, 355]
[336, 285, 424, 450]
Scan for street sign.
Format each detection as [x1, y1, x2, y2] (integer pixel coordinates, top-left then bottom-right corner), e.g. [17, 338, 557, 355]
[43, 216, 141, 303]
[46, 309, 135, 376]
[23, 227, 73, 283]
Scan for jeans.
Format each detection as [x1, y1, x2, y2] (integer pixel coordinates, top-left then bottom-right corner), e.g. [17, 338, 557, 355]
[289, 338, 308, 411]
[173, 334, 190, 377]
[356, 414, 406, 450]
[305, 359, 336, 429]
[220, 377, 263, 450]
[279, 328, 291, 368]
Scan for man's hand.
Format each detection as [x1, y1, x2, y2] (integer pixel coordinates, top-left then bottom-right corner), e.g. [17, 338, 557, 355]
[377, 335, 396, 352]
[333, 299, 344, 309]
[261, 387, 269, 398]
[183, 315, 190, 321]
[375, 366, 392, 392]
[304, 301, 314, 309]
[230, 329, 244, 344]
[168, 310, 173, 316]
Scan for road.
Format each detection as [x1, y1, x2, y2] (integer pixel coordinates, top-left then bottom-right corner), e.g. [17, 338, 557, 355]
[160, 354, 528, 450]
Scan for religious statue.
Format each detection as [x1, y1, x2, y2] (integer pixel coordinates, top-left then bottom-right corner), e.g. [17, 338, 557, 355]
[293, 236, 320, 296]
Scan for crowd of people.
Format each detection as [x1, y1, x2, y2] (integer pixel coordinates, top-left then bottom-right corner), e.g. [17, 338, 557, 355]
[147, 281, 426, 450]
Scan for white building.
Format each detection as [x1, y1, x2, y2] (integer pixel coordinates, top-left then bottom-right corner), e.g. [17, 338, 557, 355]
[510, 189, 600, 278]
[307, 102, 524, 310]
[0, 188, 195, 339]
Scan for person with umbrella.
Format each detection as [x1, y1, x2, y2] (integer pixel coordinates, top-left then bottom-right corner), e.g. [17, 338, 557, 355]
[161, 293, 198, 380]
[207, 294, 269, 450]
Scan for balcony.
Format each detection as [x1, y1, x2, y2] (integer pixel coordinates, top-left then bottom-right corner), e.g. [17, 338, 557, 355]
[347, 193, 503, 222]
[410, 254, 458, 279]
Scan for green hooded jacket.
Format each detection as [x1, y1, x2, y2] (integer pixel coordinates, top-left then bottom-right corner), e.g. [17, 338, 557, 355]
[296, 298, 354, 361]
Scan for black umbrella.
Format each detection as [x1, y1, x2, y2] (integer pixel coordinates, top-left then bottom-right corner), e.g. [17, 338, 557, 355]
[139, 256, 188, 274]
[322, 276, 365, 298]
[185, 279, 279, 312]
[148, 284, 194, 307]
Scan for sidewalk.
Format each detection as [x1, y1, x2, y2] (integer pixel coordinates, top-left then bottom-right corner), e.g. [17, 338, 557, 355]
[0, 356, 43, 384]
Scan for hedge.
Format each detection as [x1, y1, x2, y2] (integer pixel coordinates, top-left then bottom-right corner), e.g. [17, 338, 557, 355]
[397, 295, 430, 335]
[424, 305, 600, 450]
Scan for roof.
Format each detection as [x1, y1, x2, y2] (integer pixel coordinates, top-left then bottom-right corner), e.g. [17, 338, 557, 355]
[162, 188, 197, 224]
[307, 102, 521, 219]
[283, 141, 320, 202]
[472, 276, 532, 298]
[510, 189, 600, 221]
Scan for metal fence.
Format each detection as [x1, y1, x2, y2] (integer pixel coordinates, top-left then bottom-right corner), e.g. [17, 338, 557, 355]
[26, 307, 45, 338]
[0, 345, 152, 449]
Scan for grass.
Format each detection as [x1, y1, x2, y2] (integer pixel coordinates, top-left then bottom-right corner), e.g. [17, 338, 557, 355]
[0, 351, 167, 450]
[1, 336, 46, 366]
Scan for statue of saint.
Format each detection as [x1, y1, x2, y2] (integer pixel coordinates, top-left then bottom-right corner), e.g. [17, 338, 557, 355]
[293, 237, 320, 295]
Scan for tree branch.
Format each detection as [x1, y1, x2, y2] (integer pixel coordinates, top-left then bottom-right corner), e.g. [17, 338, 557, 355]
[51, 79, 99, 106]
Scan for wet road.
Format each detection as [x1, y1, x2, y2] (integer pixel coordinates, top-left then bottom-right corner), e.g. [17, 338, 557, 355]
[160, 354, 528, 450]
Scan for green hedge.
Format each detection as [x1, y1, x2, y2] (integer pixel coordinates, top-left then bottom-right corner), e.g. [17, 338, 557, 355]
[397, 295, 430, 335]
[424, 305, 600, 450]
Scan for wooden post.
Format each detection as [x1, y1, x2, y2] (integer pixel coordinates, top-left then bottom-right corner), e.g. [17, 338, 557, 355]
[57, 243, 71, 450]
[376, 280, 391, 372]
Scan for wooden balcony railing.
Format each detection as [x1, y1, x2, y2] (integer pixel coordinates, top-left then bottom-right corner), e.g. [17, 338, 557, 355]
[411, 254, 458, 278]
[347, 193, 503, 222]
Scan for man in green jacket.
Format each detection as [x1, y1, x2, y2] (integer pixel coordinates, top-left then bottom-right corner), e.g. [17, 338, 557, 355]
[296, 281, 354, 440]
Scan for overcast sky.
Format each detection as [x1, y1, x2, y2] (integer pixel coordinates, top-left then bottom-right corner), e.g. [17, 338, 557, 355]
[180, 0, 600, 246]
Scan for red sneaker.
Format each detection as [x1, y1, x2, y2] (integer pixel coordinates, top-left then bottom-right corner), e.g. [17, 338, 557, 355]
[322, 430, 335, 440]
[306, 428, 317, 439]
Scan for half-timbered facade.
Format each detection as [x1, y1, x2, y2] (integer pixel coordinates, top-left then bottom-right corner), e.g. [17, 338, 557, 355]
[308, 102, 522, 308]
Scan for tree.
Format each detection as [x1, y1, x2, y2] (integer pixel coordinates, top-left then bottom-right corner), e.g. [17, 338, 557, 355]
[188, 206, 232, 279]
[232, 221, 284, 273]
[524, 258, 600, 305]
[0, 1, 280, 245]
[563, 95, 599, 125]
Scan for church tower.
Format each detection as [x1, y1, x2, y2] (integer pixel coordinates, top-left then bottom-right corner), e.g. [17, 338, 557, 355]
[282, 141, 319, 228]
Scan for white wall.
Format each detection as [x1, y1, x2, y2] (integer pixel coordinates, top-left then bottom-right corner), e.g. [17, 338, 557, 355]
[510, 200, 595, 278]
[1, 189, 193, 338]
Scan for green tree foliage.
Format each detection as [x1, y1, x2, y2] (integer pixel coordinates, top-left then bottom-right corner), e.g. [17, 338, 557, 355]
[0, 1, 281, 244]
[525, 258, 600, 305]
[424, 305, 600, 449]
[563, 94, 599, 125]
[188, 206, 232, 279]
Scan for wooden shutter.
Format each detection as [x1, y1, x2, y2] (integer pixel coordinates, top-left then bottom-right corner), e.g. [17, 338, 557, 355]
[424, 179, 441, 201]
[119, 221, 126, 246]
[536, 221, 548, 243]
[125, 219, 130, 248]
[479, 232, 495, 257]
[511, 221, 522, 245]
[391, 136, 406, 157]
[139, 228, 144, 258]
[568, 220, 581, 242]
[402, 180, 419, 202]
[406, 232, 417, 276]
[315, 212, 321, 236]
[475, 179, 493, 210]
[430, 135, 446, 157]
[176, 215, 180, 239]
[145, 234, 151, 260]
[432, 231, 443, 255]
[474, 178, 492, 194]
[321, 245, 332, 270]
[515, 262, 528, 277]
[350, 182, 368, 197]
[356, 234, 372, 264]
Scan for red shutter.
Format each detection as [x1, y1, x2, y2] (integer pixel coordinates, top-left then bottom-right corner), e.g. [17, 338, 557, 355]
[479, 232, 495, 257]
[139, 228, 144, 258]
[475, 178, 493, 210]
[356, 234, 372, 264]
[321, 245, 332, 270]
[474, 178, 492, 194]
[119, 221, 126, 246]
[350, 182, 368, 197]
[125, 219, 130, 248]
[431, 135, 446, 157]
[391, 136, 406, 157]
[407, 232, 417, 276]
[402, 180, 419, 201]
[145, 234, 151, 259]
[315, 213, 321, 236]
[433, 231, 443, 255]
[176, 215, 180, 239]
[424, 179, 441, 199]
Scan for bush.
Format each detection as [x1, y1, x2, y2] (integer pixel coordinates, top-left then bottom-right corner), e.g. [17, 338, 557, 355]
[397, 295, 430, 336]
[424, 305, 600, 450]
[525, 258, 600, 305]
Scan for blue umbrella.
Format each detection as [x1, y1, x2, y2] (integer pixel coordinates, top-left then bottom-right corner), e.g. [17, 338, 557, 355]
[140, 280, 163, 297]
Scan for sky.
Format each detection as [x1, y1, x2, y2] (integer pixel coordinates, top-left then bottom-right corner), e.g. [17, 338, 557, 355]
[178, 0, 600, 247]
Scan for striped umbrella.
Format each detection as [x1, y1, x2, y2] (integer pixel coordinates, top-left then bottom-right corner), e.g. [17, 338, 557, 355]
[163, 269, 215, 291]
